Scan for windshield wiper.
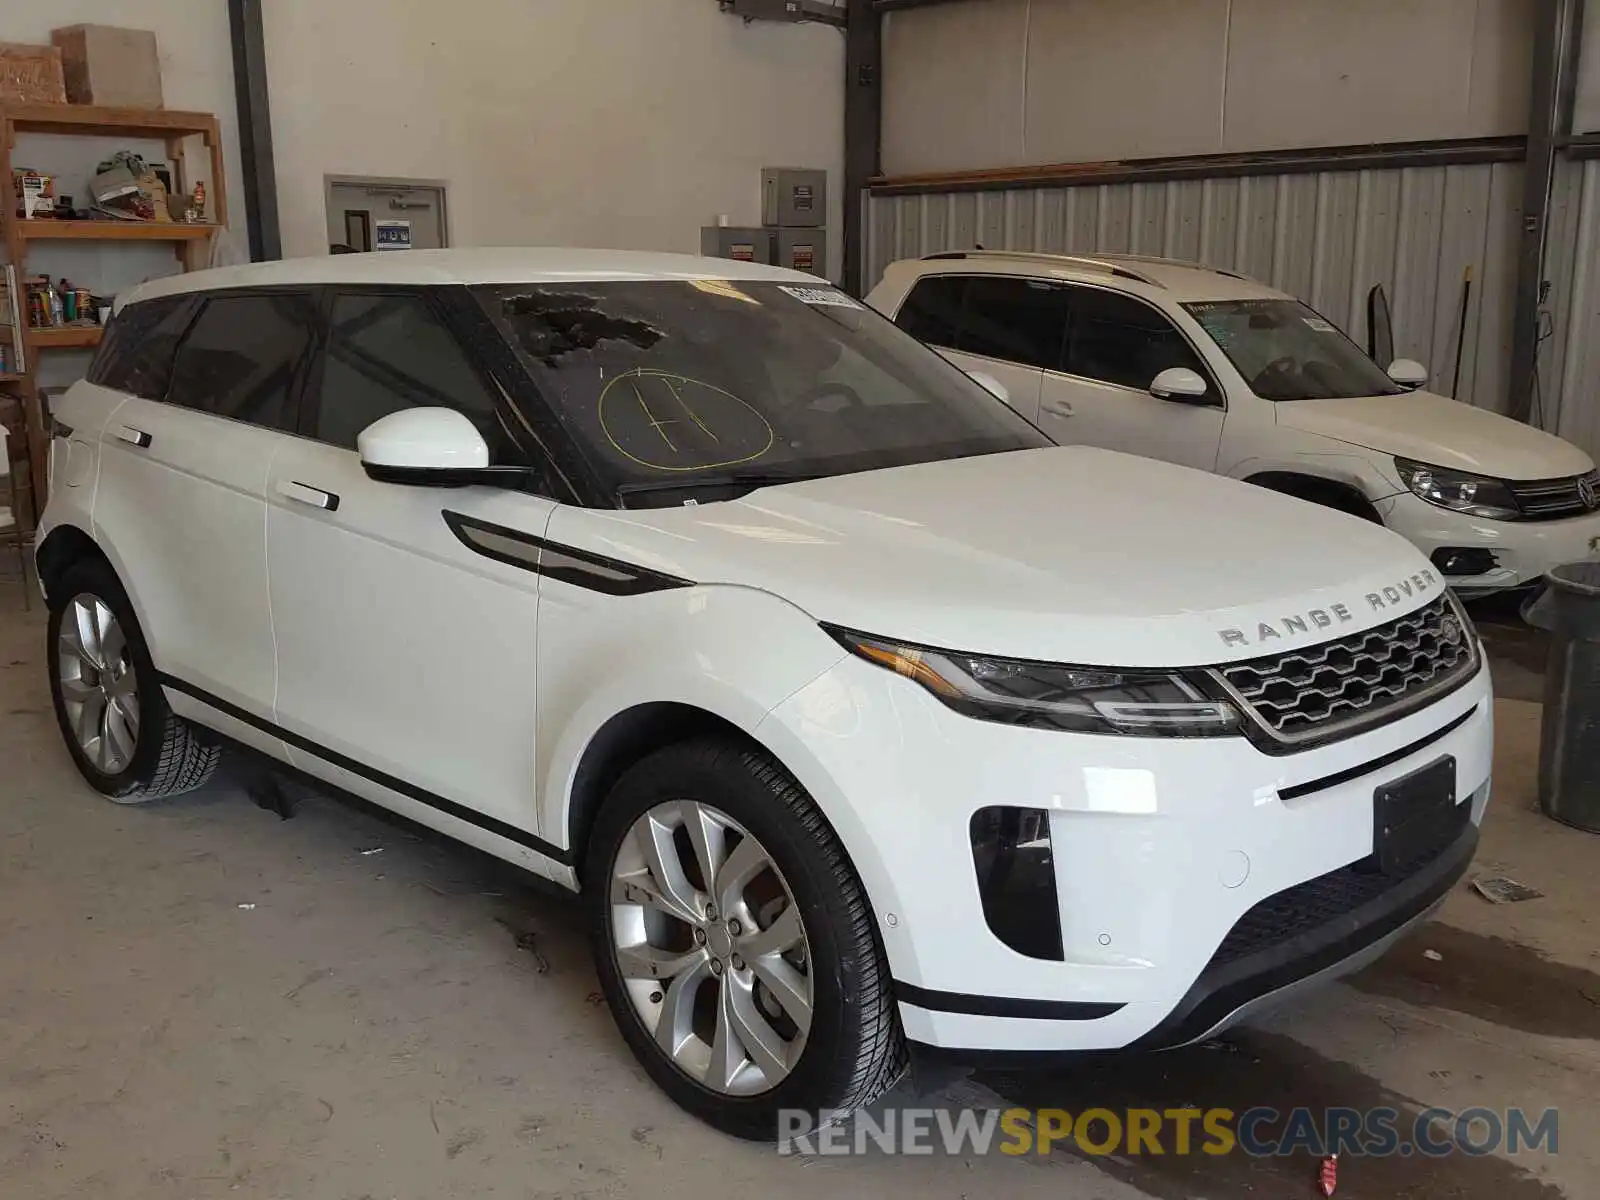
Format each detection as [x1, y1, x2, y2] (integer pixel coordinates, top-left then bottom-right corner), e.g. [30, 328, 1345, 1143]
[616, 469, 829, 505]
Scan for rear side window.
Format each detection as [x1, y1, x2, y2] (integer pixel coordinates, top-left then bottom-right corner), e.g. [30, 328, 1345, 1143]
[894, 276, 965, 348]
[1064, 287, 1211, 393]
[309, 291, 508, 456]
[166, 293, 317, 432]
[86, 295, 195, 400]
[959, 276, 1068, 370]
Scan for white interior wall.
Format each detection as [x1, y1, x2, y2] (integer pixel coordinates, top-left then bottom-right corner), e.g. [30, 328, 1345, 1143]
[262, 0, 846, 276]
[884, 0, 1535, 177]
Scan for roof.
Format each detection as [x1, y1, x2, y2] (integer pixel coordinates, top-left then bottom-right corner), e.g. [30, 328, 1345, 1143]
[125, 247, 829, 307]
[889, 250, 1288, 303]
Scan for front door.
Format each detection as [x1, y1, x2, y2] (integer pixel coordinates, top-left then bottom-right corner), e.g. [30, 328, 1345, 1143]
[1038, 284, 1226, 473]
[265, 287, 561, 867]
[326, 179, 447, 253]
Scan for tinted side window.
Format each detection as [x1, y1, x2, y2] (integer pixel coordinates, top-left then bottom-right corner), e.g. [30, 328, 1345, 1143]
[959, 276, 1069, 370]
[311, 292, 508, 458]
[1064, 288, 1210, 393]
[86, 295, 194, 400]
[894, 276, 966, 348]
[166, 293, 316, 431]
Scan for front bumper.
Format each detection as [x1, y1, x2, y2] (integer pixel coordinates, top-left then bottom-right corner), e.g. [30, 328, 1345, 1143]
[755, 655, 1493, 1053]
[1378, 491, 1600, 593]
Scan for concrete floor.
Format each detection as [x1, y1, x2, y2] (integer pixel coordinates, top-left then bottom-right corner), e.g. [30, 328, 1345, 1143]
[2, 577, 1597, 1200]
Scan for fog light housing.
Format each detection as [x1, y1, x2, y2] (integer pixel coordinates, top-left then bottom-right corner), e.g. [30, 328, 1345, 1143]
[1431, 547, 1499, 577]
[970, 806, 1063, 960]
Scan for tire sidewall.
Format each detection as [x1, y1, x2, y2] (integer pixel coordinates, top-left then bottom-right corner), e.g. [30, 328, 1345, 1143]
[586, 741, 877, 1139]
[46, 560, 170, 800]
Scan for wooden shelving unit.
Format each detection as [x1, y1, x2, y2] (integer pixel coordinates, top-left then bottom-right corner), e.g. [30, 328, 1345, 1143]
[0, 103, 228, 529]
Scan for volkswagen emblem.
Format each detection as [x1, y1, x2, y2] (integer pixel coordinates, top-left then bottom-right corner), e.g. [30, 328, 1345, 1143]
[1440, 615, 1463, 646]
[1579, 475, 1599, 510]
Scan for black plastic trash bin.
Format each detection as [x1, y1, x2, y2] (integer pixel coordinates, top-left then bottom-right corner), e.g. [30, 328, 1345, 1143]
[1525, 562, 1600, 832]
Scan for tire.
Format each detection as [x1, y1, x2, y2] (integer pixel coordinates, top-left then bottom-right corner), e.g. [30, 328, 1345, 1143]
[46, 556, 221, 803]
[585, 736, 906, 1140]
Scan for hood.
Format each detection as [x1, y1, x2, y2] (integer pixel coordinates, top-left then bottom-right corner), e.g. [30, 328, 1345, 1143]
[547, 447, 1447, 668]
[1276, 390, 1594, 480]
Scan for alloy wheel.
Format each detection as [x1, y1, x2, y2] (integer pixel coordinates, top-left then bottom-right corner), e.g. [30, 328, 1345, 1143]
[609, 800, 813, 1096]
[57, 593, 141, 775]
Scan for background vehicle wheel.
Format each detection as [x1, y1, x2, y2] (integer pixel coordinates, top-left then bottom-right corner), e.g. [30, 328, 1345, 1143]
[46, 558, 221, 803]
[586, 737, 906, 1140]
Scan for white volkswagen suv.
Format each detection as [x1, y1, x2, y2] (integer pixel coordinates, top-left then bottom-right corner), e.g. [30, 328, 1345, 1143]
[868, 250, 1600, 596]
[37, 249, 1490, 1138]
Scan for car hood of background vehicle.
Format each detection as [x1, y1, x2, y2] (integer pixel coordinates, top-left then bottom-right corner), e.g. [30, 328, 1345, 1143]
[1276, 389, 1595, 480]
[553, 447, 1442, 667]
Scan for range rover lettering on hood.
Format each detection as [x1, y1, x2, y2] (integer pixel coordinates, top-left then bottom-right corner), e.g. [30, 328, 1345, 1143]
[1218, 569, 1441, 649]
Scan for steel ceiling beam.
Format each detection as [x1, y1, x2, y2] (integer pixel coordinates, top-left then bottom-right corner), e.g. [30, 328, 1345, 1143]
[227, 0, 282, 261]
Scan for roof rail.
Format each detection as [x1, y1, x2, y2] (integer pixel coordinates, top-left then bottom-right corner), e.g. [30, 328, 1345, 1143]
[1096, 251, 1250, 282]
[920, 249, 1167, 289]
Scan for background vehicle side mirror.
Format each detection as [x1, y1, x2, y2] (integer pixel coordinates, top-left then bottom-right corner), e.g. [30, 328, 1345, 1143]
[1149, 367, 1211, 403]
[358, 408, 511, 487]
[1387, 358, 1429, 389]
[966, 369, 1010, 405]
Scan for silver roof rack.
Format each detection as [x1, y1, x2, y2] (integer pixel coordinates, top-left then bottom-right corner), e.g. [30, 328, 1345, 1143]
[920, 249, 1168, 289]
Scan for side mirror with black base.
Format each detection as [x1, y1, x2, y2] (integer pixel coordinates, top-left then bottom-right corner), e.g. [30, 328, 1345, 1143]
[358, 408, 534, 489]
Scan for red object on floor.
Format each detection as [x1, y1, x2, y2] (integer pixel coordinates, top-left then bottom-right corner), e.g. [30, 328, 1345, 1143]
[1318, 1153, 1338, 1196]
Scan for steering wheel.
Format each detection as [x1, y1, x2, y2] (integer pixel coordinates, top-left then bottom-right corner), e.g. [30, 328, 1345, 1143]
[1251, 355, 1301, 392]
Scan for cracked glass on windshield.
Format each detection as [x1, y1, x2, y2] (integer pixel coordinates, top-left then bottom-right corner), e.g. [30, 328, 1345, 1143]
[1183, 298, 1403, 401]
[474, 280, 1048, 506]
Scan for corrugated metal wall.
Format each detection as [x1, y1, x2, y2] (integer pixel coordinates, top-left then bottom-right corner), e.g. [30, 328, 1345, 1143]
[866, 162, 1525, 416]
[1542, 157, 1600, 456]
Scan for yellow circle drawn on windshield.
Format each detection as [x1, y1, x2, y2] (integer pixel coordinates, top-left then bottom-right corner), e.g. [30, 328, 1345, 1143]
[598, 368, 776, 472]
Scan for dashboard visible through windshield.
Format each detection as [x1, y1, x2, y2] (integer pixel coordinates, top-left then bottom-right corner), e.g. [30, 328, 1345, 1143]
[474, 279, 1049, 507]
[1183, 298, 1403, 401]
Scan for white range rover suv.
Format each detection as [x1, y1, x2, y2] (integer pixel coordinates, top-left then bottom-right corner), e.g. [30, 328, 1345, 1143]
[868, 250, 1600, 596]
[37, 249, 1491, 1138]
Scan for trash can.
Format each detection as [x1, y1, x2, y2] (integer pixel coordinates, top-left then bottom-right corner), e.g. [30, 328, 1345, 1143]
[1524, 562, 1600, 832]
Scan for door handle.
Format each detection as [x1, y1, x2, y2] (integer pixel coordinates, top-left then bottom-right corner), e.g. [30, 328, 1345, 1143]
[277, 480, 341, 512]
[115, 425, 152, 448]
[1042, 398, 1075, 418]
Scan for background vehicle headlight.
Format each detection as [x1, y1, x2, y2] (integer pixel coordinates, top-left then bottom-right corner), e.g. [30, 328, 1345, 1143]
[826, 628, 1238, 737]
[1396, 458, 1520, 519]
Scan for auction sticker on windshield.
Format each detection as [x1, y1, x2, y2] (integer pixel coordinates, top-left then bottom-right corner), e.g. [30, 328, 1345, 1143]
[779, 286, 862, 309]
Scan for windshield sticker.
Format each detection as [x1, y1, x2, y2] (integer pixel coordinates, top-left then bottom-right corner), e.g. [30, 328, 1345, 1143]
[779, 285, 862, 309]
[1302, 316, 1337, 333]
[598, 368, 775, 472]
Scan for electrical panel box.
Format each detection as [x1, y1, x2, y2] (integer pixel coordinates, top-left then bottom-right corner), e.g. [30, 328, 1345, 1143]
[723, 0, 827, 22]
[775, 227, 827, 277]
[700, 226, 775, 266]
[763, 168, 826, 228]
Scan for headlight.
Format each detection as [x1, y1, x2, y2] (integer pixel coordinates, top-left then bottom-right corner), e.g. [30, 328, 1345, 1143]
[1395, 458, 1520, 519]
[826, 628, 1239, 737]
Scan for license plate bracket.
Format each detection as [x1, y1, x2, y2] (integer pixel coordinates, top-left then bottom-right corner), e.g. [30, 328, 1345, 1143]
[1373, 755, 1457, 876]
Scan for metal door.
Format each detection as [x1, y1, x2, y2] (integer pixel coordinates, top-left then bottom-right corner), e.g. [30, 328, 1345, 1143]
[325, 178, 448, 253]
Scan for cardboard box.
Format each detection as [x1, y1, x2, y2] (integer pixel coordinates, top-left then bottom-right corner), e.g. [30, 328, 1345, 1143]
[51, 25, 163, 109]
[0, 43, 67, 105]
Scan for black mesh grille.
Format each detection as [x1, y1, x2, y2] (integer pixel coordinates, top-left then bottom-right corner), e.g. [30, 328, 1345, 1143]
[1211, 798, 1471, 968]
[1506, 472, 1600, 521]
[1215, 596, 1474, 744]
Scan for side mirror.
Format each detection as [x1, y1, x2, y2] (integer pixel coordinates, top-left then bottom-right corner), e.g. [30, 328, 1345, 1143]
[966, 369, 1010, 405]
[359, 407, 515, 487]
[1388, 358, 1428, 389]
[1149, 366, 1211, 403]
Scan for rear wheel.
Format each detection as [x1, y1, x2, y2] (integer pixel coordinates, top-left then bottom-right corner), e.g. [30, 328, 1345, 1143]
[47, 558, 220, 803]
[586, 737, 905, 1139]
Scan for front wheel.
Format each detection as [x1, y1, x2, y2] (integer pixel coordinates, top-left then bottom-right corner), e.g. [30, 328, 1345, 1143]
[586, 737, 905, 1139]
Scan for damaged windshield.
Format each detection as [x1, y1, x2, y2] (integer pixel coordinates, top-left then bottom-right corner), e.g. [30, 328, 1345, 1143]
[1183, 298, 1403, 401]
[473, 280, 1048, 507]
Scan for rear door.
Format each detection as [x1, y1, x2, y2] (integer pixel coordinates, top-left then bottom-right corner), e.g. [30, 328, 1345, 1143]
[1040, 285, 1226, 471]
[892, 274, 1056, 421]
[265, 287, 563, 867]
[90, 289, 315, 740]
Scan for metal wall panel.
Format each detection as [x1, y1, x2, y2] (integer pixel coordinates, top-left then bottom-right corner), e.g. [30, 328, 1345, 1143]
[1542, 158, 1600, 455]
[866, 162, 1525, 418]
